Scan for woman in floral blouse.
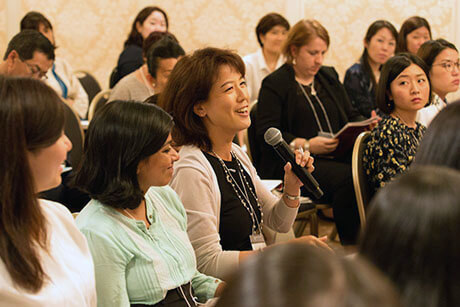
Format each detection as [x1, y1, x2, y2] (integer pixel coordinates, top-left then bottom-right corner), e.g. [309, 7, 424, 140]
[363, 53, 430, 191]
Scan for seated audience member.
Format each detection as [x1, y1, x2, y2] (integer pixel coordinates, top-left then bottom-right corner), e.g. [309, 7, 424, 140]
[360, 166, 460, 307]
[363, 53, 430, 191]
[344, 20, 398, 117]
[111, 6, 168, 87]
[396, 16, 431, 54]
[0, 76, 96, 306]
[109, 33, 184, 102]
[20, 11, 89, 119]
[74, 101, 223, 306]
[415, 100, 460, 169]
[217, 244, 401, 307]
[256, 19, 372, 246]
[416, 39, 459, 126]
[0, 30, 54, 79]
[161, 47, 329, 280]
[243, 13, 290, 103]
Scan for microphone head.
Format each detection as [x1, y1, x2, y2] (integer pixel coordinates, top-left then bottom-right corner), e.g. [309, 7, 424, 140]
[264, 127, 283, 146]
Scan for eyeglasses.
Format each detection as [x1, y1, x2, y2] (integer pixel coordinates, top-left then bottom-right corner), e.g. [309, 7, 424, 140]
[19, 58, 48, 80]
[432, 60, 460, 73]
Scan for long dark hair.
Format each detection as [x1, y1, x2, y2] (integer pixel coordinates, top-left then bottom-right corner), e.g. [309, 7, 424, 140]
[376, 52, 431, 114]
[360, 166, 460, 307]
[414, 101, 460, 169]
[0, 76, 65, 292]
[360, 20, 398, 92]
[124, 6, 168, 48]
[74, 101, 173, 209]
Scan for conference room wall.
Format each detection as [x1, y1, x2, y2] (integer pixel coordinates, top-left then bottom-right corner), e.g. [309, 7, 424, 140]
[0, 0, 458, 96]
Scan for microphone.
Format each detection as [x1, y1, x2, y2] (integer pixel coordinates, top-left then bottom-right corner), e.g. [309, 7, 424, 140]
[264, 127, 324, 199]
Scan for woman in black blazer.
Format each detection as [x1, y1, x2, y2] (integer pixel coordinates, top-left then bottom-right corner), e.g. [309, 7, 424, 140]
[256, 19, 370, 245]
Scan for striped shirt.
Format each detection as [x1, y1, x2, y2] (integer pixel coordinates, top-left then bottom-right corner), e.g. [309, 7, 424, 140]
[76, 186, 220, 306]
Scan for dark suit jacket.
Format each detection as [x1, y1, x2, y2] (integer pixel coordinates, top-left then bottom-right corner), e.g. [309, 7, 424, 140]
[255, 63, 365, 179]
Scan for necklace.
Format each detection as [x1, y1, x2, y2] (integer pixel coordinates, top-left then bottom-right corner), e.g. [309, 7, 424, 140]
[212, 151, 263, 233]
[393, 111, 422, 147]
[139, 67, 155, 96]
[297, 81, 334, 133]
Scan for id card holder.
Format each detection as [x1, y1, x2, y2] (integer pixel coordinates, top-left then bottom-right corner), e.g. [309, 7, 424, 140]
[250, 232, 266, 251]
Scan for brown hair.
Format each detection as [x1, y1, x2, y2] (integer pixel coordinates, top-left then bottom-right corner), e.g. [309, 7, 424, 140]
[256, 13, 290, 48]
[158, 47, 245, 151]
[0, 76, 65, 292]
[396, 16, 431, 53]
[282, 19, 330, 64]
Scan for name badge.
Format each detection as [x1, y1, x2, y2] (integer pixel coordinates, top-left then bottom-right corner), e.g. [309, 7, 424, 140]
[250, 232, 266, 250]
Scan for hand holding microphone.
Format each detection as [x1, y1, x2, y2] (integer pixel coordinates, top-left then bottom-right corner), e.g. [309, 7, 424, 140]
[264, 128, 324, 199]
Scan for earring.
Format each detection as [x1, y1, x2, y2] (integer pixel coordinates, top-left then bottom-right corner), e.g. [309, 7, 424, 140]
[293, 58, 297, 65]
[387, 99, 394, 110]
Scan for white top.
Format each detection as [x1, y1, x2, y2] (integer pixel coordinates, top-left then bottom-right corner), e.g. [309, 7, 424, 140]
[417, 94, 447, 127]
[170, 144, 298, 280]
[243, 49, 284, 103]
[0, 199, 96, 307]
[46, 57, 89, 119]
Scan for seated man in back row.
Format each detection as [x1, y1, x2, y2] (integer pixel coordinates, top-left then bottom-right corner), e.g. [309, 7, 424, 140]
[0, 29, 55, 79]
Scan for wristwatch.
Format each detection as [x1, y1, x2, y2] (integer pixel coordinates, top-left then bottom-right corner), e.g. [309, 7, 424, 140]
[284, 192, 300, 201]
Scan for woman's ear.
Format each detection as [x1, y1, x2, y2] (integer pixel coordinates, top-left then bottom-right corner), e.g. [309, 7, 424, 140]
[363, 38, 369, 49]
[135, 21, 142, 34]
[290, 45, 298, 58]
[193, 102, 207, 117]
[387, 89, 393, 101]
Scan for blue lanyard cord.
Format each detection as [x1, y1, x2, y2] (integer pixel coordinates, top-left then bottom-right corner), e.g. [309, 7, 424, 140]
[51, 63, 68, 99]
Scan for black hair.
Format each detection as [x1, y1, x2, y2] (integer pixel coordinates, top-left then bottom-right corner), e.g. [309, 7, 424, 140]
[359, 165, 460, 307]
[124, 6, 169, 48]
[20, 11, 53, 31]
[217, 244, 401, 307]
[360, 20, 398, 92]
[146, 36, 185, 77]
[255, 13, 290, 48]
[417, 38, 458, 69]
[414, 100, 460, 170]
[376, 52, 431, 114]
[74, 101, 173, 209]
[397, 16, 432, 53]
[3, 30, 55, 61]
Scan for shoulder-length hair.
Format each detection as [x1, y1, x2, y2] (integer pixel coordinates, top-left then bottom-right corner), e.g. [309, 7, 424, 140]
[417, 38, 458, 70]
[397, 16, 432, 53]
[124, 6, 169, 48]
[414, 100, 460, 170]
[361, 20, 398, 91]
[0, 76, 65, 292]
[255, 13, 290, 48]
[74, 101, 173, 209]
[282, 19, 330, 65]
[376, 53, 432, 114]
[158, 47, 245, 152]
[359, 166, 460, 307]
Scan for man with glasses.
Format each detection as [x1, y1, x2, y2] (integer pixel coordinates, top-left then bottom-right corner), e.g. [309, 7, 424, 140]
[0, 30, 54, 79]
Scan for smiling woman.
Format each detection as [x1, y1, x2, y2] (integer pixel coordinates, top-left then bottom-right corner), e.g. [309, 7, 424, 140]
[0, 76, 96, 306]
[160, 47, 328, 280]
[74, 101, 223, 306]
[363, 53, 431, 191]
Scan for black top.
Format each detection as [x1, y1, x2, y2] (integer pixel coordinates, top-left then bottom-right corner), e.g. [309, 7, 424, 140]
[203, 152, 261, 251]
[363, 115, 426, 192]
[292, 82, 343, 135]
[344, 62, 376, 118]
[256, 63, 365, 179]
[112, 44, 143, 87]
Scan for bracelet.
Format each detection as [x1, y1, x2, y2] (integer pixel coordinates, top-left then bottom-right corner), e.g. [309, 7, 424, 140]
[284, 192, 300, 201]
[303, 139, 310, 152]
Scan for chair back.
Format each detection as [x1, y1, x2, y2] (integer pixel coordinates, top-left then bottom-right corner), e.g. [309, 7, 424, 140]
[63, 103, 84, 169]
[88, 89, 111, 121]
[75, 70, 102, 102]
[352, 131, 373, 231]
[247, 102, 262, 170]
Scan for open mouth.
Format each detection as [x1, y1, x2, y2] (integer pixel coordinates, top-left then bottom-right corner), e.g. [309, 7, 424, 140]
[236, 106, 249, 114]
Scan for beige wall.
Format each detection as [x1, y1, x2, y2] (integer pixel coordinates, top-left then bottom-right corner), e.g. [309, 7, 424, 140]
[0, 0, 457, 89]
